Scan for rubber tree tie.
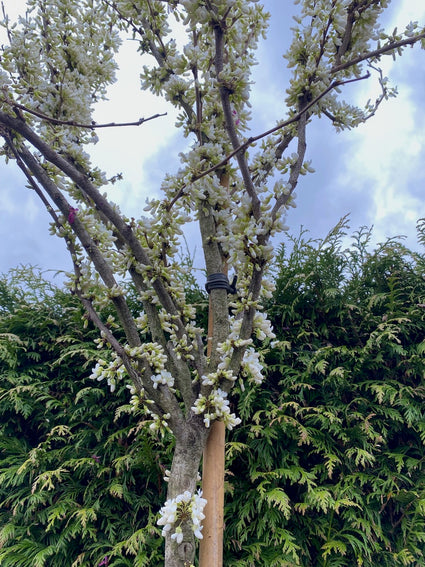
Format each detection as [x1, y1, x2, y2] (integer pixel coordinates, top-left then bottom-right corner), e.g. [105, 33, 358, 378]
[205, 273, 237, 295]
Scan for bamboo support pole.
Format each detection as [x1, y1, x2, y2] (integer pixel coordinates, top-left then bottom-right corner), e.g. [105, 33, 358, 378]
[199, 284, 226, 566]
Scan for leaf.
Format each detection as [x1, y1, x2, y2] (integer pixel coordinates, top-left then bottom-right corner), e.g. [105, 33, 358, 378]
[322, 539, 347, 560]
[32, 468, 69, 493]
[314, 359, 329, 375]
[260, 487, 291, 519]
[345, 447, 376, 469]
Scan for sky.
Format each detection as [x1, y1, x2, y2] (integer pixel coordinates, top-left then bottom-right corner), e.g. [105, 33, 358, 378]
[1, 1, 425, 281]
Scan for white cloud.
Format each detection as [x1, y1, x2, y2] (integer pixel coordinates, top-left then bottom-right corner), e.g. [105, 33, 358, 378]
[87, 22, 187, 217]
[336, 0, 425, 246]
[0, 0, 424, 275]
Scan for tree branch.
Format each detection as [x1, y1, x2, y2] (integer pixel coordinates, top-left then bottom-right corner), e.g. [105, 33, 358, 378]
[331, 31, 425, 74]
[213, 22, 262, 220]
[3, 132, 162, 402]
[104, 0, 198, 129]
[0, 97, 166, 128]
[0, 110, 190, 343]
[16, 144, 141, 343]
[167, 31, 425, 212]
[14, 137, 186, 422]
[271, 110, 307, 221]
[167, 73, 369, 210]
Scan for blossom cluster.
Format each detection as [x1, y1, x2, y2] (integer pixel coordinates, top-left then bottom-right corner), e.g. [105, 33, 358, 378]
[151, 370, 175, 390]
[192, 388, 241, 430]
[241, 347, 264, 385]
[149, 412, 172, 434]
[208, 312, 275, 389]
[90, 354, 126, 393]
[1, 0, 120, 157]
[157, 490, 207, 544]
[253, 311, 276, 341]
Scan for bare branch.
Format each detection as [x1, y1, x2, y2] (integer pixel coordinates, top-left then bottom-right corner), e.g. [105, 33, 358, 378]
[0, 97, 166, 128]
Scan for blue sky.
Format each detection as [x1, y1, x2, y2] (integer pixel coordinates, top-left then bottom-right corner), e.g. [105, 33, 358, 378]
[1, 1, 425, 279]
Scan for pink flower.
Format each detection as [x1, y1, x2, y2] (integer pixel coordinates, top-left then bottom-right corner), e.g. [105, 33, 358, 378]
[232, 109, 240, 125]
[91, 454, 100, 463]
[68, 207, 78, 224]
[98, 557, 109, 566]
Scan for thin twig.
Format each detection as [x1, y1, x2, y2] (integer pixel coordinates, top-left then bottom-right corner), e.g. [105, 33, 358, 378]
[1, 97, 166, 128]
[331, 31, 425, 74]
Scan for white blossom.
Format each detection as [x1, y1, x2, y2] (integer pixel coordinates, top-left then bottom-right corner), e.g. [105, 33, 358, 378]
[242, 347, 265, 385]
[192, 388, 241, 430]
[253, 311, 276, 341]
[157, 490, 207, 542]
[149, 413, 171, 434]
[89, 355, 126, 393]
[151, 370, 175, 390]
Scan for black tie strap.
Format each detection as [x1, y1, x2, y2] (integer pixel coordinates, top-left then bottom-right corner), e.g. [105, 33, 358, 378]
[205, 273, 237, 295]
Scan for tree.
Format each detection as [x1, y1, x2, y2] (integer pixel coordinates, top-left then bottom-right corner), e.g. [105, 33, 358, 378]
[0, 2, 424, 565]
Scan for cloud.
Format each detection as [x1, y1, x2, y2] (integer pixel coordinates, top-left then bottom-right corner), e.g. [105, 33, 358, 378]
[335, 1, 425, 248]
[278, 0, 425, 249]
[0, 1, 424, 277]
[0, 177, 71, 277]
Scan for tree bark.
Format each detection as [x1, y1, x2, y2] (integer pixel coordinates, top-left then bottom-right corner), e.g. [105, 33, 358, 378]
[164, 422, 209, 567]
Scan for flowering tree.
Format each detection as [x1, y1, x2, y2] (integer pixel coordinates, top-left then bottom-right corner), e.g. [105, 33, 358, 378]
[0, 1, 424, 565]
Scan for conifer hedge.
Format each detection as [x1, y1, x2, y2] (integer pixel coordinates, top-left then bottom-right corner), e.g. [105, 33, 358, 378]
[225, 219, 425, 566]
[1, 220, 425, 566]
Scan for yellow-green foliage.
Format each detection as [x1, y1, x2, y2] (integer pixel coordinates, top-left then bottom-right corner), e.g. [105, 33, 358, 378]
[224, 218, 425, 566]
[1, 220, 425, 567]
[0, 268, 167, 567]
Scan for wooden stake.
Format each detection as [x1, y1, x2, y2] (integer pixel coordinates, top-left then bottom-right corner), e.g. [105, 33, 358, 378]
[199, 420, 225, 566]
[199, 174, 229, 567]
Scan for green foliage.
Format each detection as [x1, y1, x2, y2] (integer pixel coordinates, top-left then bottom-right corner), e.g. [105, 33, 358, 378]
[224, 218, 425, 566]
[0, 267, 169, 566]
[1, 224, 425, 566]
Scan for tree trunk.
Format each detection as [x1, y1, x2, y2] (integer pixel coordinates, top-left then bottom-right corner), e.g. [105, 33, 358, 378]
[164, 422, 209, 567]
